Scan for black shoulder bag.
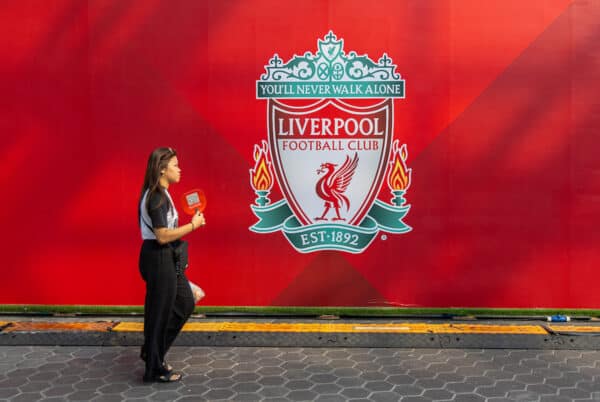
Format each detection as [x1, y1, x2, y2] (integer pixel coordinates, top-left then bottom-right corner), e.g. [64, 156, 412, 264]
[170, 239, 189, 275]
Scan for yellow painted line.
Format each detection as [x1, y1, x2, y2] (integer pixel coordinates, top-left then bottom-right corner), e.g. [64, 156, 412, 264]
[112, 322, 546, 334]
[219, 322, 342, 333]
[5, 321, 599, 335]
[435, 324, 547, 334]
[3, 322, 114, 332]
[548, 325, 600, 333]
[354, 326, 411, 331]
[113, 322, 144, 331]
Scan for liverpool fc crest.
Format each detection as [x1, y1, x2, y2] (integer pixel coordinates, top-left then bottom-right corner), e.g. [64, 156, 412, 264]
[250, 32, 412, 253]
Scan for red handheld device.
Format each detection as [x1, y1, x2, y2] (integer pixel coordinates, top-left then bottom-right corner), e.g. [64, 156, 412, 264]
[181, 189, 207, 215]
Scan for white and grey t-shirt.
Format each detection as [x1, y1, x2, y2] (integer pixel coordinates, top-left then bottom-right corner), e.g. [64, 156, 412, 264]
[140, 189, 179, 240]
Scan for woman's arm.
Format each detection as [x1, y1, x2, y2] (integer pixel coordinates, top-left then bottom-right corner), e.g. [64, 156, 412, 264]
[154, 224, 193, 245]
[154, 212, 205, 245]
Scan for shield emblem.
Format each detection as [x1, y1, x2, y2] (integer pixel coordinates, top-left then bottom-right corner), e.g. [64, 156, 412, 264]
[318, 39, 342, 62]
[268, 98, 393, 226]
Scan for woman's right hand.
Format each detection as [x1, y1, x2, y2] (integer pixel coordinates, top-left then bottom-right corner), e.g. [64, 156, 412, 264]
[191, 211, 205, 230]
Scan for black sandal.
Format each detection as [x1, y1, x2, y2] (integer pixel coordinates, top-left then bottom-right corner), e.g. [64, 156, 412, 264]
[143, 372, 182, 383]
[140, 346, 173, 372]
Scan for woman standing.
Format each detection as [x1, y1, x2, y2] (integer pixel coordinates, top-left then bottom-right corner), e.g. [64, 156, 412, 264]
[138, 147, 205, 383]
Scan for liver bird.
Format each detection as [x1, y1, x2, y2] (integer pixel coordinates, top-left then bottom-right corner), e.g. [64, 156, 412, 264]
[315, 153, 359, 221]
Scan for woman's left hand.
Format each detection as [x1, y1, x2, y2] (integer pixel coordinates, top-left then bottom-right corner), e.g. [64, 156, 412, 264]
[191, 211, 205, 229]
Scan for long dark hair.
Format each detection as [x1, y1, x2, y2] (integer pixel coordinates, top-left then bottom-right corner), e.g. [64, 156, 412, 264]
[138, 147, 177, 225]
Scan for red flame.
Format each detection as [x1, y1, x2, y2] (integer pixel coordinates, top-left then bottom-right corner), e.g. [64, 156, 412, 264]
[250, 141, 273, 191]
[388, 141, 411, 190]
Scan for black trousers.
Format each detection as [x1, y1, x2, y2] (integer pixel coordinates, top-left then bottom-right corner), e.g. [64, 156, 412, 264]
[139, 240, 195, 378]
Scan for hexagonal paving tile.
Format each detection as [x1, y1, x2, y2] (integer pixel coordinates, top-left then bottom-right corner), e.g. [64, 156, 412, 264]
[0, 345, 599, 401]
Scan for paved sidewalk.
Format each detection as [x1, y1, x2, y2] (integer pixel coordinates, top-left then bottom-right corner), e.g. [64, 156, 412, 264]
[2, 346, 600, 401]
[2, 316, 600, 401]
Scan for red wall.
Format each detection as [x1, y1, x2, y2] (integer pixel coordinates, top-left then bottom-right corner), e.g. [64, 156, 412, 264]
[1, 0, 599, 307]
